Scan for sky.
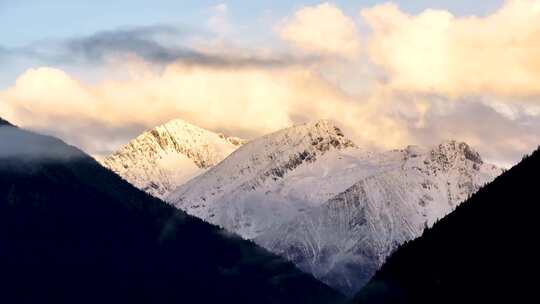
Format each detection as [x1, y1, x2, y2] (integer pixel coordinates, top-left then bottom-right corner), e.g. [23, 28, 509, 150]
[0, 0, 504, 47]
[0, 0, 539, 167]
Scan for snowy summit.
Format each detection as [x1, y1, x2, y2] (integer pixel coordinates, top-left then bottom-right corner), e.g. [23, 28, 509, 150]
[100, 119, 245, 199]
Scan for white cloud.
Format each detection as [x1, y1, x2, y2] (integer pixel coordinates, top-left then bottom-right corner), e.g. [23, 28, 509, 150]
[361, 0, 540, 98]
[0, 63, 411, 156]
[279, 3, 361, 59]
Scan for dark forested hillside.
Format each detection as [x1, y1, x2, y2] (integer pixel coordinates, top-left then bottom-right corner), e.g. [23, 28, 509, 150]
[353, 147, 540, 304]
[0, 119, 344, 304]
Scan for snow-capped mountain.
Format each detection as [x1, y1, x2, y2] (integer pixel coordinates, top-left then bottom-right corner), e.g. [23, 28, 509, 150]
[100, 119, 245, 199]
[112, 118, 500, 295]
[256, 141, 502, 295]
[166, 121, 501, 295]
[167, 120, 357, 239]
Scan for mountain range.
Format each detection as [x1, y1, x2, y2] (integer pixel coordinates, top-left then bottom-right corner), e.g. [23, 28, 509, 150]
[103, 118, 502, 295]
[0, 118, 344, 304]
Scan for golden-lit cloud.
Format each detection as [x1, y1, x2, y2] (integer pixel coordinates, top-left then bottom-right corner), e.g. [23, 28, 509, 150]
[2, 1, 540, 166]
[0, 63, 410, 155]
[279, 2, 361, 58]
[361, 0, 540, 98]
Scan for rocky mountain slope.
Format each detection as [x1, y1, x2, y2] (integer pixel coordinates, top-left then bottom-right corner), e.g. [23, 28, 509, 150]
[353, 147, 539, 304]
[100, 119, 245, 199]
[167, 120, 357, 239]
[256, 141, 502, 295]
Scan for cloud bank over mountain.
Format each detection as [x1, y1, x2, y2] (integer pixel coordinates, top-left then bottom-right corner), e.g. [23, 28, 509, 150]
[1, 0, 539, 166]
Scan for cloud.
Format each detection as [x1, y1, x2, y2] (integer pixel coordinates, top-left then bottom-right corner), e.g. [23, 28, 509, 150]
[279, 3, 361, 59]
[1, 1, 539, 167]
[408, 99, 540, 167]
[0, 64, 410, 157]
[65, 25, 190, 64]
[64, 25, 301, 67]
[1, 59, 537, 166]
[208, 3, 233, 35]
[0, 25, 305, 70]
[361, 0, 540, 98]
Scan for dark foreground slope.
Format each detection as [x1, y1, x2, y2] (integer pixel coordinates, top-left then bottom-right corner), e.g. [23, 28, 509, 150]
[353, 148, 540, 304]
[0, 120, 344, 304]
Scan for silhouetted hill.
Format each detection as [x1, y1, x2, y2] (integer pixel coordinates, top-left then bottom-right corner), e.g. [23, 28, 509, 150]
[353, 148, 540, 303]
[0, 117, 13, 126]
[0, 122, 344, 304]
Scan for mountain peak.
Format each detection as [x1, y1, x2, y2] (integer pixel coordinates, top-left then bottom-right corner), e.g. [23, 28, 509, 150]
[100, 118, 244, 198]
[148, 119, 215, 149]
[159, 118, 206, 133]
[431, 140, 483, 164]
[231, 120, 357, 168]
[155, 118, 246, 147]
[305, 119, 334, 128]
[304, 119, 348, 137]
[0, 117, 14, 127]
[262, 120, 356, 152]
